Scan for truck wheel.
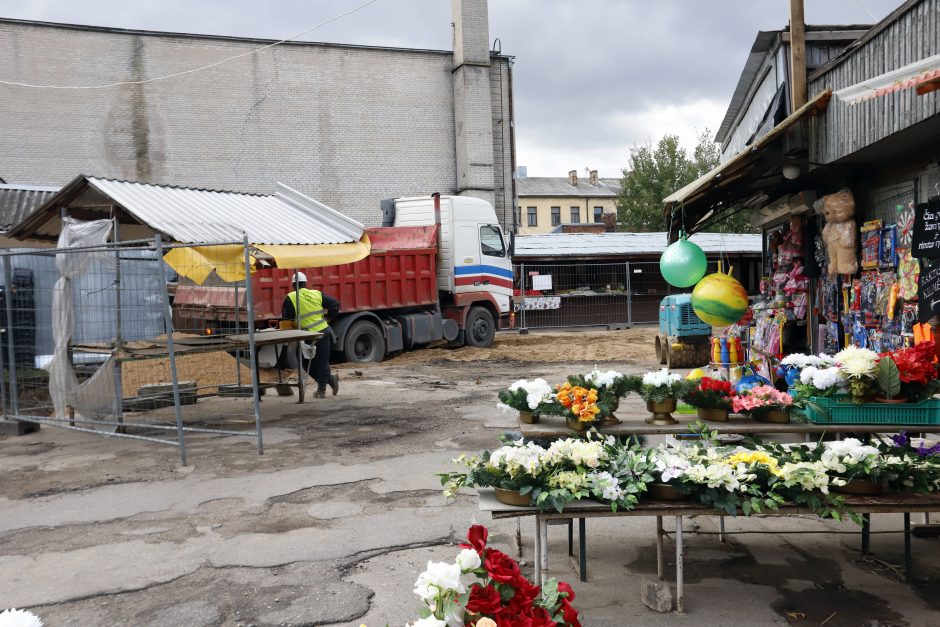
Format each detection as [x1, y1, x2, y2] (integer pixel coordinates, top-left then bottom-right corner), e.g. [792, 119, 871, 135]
[344, 321, 386, 363]
[655, 335, 667, 365]
[666, 342, 689, 369]
[465, 307, 496, 348]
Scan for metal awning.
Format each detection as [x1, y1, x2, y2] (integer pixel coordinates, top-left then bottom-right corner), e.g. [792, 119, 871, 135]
[663, 90, 831, 238]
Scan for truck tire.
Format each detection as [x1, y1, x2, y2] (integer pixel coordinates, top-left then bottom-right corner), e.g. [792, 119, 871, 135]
[655, 334, 667, 365]
[465, 307, 496, 348]
[344, 320, 386, 363]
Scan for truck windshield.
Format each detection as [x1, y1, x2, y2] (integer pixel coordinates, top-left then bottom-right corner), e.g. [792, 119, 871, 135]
[480, 225, 506, 258]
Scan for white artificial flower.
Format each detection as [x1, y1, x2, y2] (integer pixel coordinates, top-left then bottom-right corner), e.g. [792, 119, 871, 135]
[653, 449, 692, 483]
[782, 353, 811, 367]
[800, 366, 819, 385]
[585, 369, 623, 389]
[642, 368, 682, 388]
[0, 610, 43, 627]
[824, 438, 879, 460]
[413, 561, 465, 601]
[411, 617, 447, 627]
[587, 471, 624, 501]
[455, 548, 481, 572]
[444, 604, 465, 627]
[811, 367, 844, 390]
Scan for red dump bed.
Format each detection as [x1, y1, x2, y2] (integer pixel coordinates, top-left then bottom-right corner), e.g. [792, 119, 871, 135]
[251, 225, 439, 319]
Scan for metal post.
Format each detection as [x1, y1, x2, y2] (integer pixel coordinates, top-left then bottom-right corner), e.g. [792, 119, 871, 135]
[533, 516, 542, 584]
[539, 517, 548, 585]
[656, 515, 664, 580]
[519, 263, 527, 333]
[0, 286, 6, 418]
[675, 515, 684, 614]
[242, 236, 264, 455]
[861, 514, 871, 554]
[112, 217, 125, 432]
[578, 517, 587, 582]
[718, 516, 726, 543]
[3, 256, 18, 417]
[154, 235, 187, 466]
[234, 282, 241, 387]
[295, 275, 305, 403]
[903, 513, 912, 579]
[626, 261, 633, 327]
[515, 518, 523, 559]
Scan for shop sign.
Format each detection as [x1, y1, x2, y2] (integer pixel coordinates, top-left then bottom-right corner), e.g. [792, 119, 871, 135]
[911, 200, 940, 258]
[917, 259, 940, 320]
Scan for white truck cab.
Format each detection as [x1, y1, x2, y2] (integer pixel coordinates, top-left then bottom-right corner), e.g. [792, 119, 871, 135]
[390, 195, 513, 316]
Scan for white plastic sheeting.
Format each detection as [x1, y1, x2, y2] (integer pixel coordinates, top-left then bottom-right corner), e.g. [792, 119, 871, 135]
[45, 218, 113, 419]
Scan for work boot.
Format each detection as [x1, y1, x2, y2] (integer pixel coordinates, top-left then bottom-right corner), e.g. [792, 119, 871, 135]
[314, 385, 326, 399]
[329, 373, 340, 396]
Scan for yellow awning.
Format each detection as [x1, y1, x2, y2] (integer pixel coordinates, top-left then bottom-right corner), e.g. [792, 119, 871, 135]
[164, 235, 372, 284]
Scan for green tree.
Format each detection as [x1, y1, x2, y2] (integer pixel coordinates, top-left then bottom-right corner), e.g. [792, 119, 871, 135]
[616, 131, 755, 233]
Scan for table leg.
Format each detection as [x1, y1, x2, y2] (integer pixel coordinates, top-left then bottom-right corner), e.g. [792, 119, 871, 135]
[539, 517, 549, 586]
[656, 515, 664, 581]
[904, 513, 912, 580]
[534, 517, 542, 584]
[675, 515, 685, 614]
[568, 519, 574, 556]
[718, 516, 726, 543]
[578, 517, 587, 582]
[861, 514, 871, 555]
[516, 518, 523, 559]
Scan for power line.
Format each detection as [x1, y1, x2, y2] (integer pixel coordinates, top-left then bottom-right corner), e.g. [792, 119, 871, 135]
[0, 0, 381, 90]
[855, 0, 878, 21]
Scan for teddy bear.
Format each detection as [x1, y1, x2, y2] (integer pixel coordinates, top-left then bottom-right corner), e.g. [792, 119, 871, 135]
[814, 188, 858, 276]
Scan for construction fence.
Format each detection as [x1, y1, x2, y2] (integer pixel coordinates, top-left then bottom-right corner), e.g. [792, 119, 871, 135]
[512, 262, 668, 330]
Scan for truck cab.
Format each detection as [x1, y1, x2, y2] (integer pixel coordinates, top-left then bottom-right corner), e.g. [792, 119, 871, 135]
[386, 195, 513, 346]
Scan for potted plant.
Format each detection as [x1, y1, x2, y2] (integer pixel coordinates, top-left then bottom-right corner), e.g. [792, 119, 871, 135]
[732, 384, 793, 423]
[440, 437, 547, 506]
[685, 377, 735, 422]
[637, 369, 687, 425]
[834, 346, 881, 404]
[497, 378, 553, 424]
[874, 341, 940, 403]
[545, 382, 609, 432]
[567, 369, 630, 423]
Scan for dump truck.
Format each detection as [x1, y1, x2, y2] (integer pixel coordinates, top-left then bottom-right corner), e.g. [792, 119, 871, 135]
[655, 294, 712, 368]
[172, 194, 513, 363]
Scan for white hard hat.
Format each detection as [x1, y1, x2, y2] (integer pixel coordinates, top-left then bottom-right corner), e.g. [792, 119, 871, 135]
[292, 271, 307, 284]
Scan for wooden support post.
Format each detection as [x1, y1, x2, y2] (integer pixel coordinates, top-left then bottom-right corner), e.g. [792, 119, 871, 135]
[789, 0, 807, 110]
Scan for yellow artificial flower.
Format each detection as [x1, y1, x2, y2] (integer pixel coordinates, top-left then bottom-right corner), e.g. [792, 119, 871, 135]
[724, 450, 782, 475]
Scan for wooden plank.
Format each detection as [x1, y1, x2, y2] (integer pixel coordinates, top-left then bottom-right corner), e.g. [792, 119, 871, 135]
[789, 0, 808, 110]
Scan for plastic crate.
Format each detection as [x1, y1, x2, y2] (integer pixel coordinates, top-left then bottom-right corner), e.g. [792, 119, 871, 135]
[803, 396, 940, 425]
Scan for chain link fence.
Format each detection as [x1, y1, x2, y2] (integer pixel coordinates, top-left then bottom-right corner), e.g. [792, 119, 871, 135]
[512, 261, 669, 329]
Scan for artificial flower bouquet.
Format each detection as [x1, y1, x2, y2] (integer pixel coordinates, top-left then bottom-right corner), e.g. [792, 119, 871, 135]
[833, 346, 881, 404]
[497, 378, 554, 421]
[440, 434, 655, 513]
[873, 341, 940, 403]
[635, 369, 688, 404]
[685, 377, 736, 410]
[536, 382, 612, 429]
[731, 384, 793, 420]
[410, 525, 581, 627]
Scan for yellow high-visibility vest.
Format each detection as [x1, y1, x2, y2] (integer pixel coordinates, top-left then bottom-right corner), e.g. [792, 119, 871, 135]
[286, 288, 329, 333]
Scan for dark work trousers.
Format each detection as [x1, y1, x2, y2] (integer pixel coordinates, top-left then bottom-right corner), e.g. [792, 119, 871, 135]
[308, 330, 333, 388]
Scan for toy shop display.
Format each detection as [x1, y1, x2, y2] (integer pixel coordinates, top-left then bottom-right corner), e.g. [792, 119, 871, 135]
[816, 188, 859, 276]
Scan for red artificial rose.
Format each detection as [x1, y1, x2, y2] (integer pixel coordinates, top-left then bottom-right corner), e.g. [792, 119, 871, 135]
[559, 602, 581, 627]
[466, 583, 503, 615]
[556, 581, 576, 604]
[512, 576, 541, 605]
[462, 524, 489, 554]
[484, 549, 522, 584]
[528, 606, 558, 627]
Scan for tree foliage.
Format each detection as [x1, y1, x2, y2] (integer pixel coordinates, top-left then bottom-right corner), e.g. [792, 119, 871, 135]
[616, 131, 755, 233]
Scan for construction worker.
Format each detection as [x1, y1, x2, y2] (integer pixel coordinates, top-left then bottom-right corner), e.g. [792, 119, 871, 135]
[282, 271, 340, 398]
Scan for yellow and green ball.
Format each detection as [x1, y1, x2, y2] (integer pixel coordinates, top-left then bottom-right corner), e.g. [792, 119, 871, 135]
[691, 272, 749, 328]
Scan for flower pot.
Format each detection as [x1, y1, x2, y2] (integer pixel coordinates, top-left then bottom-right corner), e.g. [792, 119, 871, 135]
[565, 416, 592, 432]
[832, 479, 888, 496]
[519, 410, 539, 424]
[696, 407, 729, 422]
[751, 408, 790, 423]
[873, 396, 909, 404]
[646, 399, 678, 425]
[494, 488, 533, 507]
[648, 483, 689, 501]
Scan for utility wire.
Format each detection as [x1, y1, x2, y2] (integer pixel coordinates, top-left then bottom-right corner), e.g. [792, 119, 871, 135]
[0, 0, 381, 89]
[855, 0, 878, 21]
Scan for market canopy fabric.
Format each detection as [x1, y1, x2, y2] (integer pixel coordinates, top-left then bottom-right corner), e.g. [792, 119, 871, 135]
[7, 175, 371, 282]
[663, 90, 831, 240]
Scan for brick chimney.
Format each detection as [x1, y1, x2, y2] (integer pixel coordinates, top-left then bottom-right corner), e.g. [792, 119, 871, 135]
[568, 169, 578, 186]
[589, 169, 598, 185]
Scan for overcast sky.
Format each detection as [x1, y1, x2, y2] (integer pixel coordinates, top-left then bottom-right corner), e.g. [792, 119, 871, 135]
[0, 0, 904, 178]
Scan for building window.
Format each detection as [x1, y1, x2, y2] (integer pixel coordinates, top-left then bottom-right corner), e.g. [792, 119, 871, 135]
[551, 206, 561, 226]
[570, 207, 580, 224]
[594, 206, 603, 223]
[527, 206, 537, 227]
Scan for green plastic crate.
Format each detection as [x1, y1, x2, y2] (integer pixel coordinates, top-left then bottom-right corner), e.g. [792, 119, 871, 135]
[803, 396, 940, 425]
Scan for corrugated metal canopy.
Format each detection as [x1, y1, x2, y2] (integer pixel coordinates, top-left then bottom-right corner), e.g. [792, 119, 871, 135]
[513, 232, 762, 258]
[8, 176, 364, 245]
[516, 177, 620, 198]
[0, 184, 60, 231]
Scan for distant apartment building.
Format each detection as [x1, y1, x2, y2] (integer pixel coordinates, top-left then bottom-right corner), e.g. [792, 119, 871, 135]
[515, 169, 620, 235]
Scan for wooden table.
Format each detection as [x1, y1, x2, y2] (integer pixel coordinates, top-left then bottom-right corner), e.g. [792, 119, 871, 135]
[479, 489, 940, 613]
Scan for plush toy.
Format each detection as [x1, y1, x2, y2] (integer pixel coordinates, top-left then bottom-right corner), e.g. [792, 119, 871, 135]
[815, 188, 858, 276]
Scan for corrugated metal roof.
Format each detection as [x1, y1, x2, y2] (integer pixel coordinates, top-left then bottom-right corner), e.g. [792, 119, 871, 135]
[0, 184, 60, 231]
[513, 232, 762, 258]
[81, 177, 364, 245]
[516, 177, 620, 198]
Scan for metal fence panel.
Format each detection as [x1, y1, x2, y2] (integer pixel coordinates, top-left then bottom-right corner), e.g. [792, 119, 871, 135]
[514, 262, 632, 329]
